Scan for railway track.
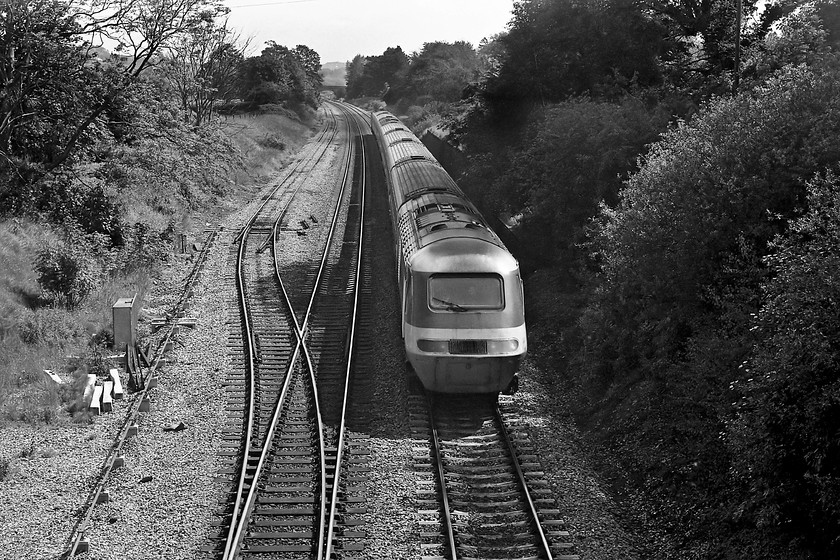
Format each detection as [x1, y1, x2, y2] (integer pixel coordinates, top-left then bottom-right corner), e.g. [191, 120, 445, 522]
[64, 101, 582, 559]
[412, 391, 579, 560]
[63, 227, 221, 557]
[204, 101, 374, 559]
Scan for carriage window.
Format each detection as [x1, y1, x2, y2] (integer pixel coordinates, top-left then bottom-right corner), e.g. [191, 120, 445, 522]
[429, 274, 504, 311]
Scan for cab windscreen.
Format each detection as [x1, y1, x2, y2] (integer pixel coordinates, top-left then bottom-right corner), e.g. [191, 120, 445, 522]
[428, 274, 504, 311]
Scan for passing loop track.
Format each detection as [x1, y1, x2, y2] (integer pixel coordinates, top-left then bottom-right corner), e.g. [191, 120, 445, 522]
[63, 227, 221, 558]
[415, 391, 579, 560]
[209, 101, 373, 559]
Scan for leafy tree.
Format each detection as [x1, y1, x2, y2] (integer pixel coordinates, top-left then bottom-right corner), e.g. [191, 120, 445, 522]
[404, 41, 480, 102]
[344, 54, 366, 98]
[238, 41, 321, 107]
[642, 0, 758, 76]
[0, 0, 225, 203]
[565, 56, 840, 560]
[0, 0, 103, 170]
[292, 44, 323, 101]
[477, 34, 507, 80]
[585, 61, 840, 387]
[165, 11, 248, 125]
[730, 171, 840, 555]
[743, 2, 832, 82]
[489, 97, 669, 266]
[814, 0, 840, 49]
[351, 46, 409, 99]
[481, 0, 666, 121]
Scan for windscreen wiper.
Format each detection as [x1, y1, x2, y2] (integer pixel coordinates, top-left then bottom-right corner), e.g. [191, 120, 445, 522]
[433, 297, 467, 312]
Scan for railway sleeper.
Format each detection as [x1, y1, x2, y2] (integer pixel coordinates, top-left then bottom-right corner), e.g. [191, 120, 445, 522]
[241, 544, 312, 553]
[445, 465, 511, 475]
[248, 530, 313, 538]
[448, 489, 522, 500]
[459, 532, 538, 543]
[448, 480, 518, 490]
[263, 485, 314, 492]
[457, 543, 541, 557]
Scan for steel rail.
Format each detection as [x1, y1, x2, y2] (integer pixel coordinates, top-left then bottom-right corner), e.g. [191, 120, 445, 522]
[494, 403, 555, 560]
[220, 195, 260, 560]
[230, 108, 337, 247]
[224, 102, 357, 560]
[427, 394, 460, 560]
[222, 106, 340, 559]
[65, 229, 219, 557]
[323, 102, 368, 559]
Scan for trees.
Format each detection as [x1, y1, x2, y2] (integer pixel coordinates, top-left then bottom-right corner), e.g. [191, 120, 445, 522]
[238, 41, 322, 108]
[587, 61, 840, 383]
[345, 42, 482, 107]
[346, 46, 409, 99]
[292, 44, 323, 102]
[0, 1, 101, 170]
[642, 0, 757, 71]
[568, 58, 840, 555]
[165, 11, 247, 125]
[488, 98, 669, 267]
[344, 54, 366, 98]
[404, 41, 480, 102]
[480, 0, 666, 121]
[730, 171, 840, 555]
[0, 0, 225, 189]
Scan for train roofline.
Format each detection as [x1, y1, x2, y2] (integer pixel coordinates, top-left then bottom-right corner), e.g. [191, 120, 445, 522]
[409, 237, 519, 274]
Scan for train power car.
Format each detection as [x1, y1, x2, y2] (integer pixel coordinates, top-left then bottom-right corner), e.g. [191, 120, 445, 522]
[371, 110, 527, 394]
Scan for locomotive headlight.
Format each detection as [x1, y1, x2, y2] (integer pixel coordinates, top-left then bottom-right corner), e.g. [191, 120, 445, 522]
[417, 339, 449, 353]
[486, 339, 519, 353]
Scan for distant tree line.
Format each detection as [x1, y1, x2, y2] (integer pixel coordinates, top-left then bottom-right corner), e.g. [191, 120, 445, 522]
[345, 40, 495, 106]
[349, 0, 840, 558]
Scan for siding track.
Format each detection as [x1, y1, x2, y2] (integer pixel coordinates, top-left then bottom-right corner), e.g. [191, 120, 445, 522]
[206, 102, 375, 559]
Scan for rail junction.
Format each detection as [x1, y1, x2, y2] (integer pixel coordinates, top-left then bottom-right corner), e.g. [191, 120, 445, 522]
[64, 101, 579, 560]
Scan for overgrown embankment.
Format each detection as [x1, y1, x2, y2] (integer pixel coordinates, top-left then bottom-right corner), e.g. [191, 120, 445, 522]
[0, 110, 316, 425]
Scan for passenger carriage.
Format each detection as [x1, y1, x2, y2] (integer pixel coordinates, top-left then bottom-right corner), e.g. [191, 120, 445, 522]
[371, 110, 527, 393]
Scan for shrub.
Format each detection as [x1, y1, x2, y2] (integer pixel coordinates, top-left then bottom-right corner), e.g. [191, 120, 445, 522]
[105, 221, 170, 274]
[21, 174, 125, 245]
[587, 61, 840, 387]
[257, 134, 286, 150]
[34, 232, 101, 309]
[17, 308, 85, 346]
[492, 96, 669, 267]
[730, 171, 840, 555]
[571, 59, 840, 557]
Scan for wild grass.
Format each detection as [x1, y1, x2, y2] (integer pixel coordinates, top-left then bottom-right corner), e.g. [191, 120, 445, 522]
[221, 113, 313, 181]
[0, 220, 152, 425]
[0, 111, 307, 426]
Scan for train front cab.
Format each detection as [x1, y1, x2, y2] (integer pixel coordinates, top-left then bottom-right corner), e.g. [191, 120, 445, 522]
[402, 239, 527, 393]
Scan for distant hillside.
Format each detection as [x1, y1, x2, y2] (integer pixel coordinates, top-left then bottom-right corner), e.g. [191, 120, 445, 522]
[320, 62, 346, 87]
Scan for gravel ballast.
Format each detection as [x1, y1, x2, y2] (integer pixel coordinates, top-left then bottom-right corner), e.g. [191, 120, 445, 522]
[0, 107, 641, 559]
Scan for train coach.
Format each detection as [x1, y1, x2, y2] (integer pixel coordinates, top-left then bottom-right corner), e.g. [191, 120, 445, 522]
[371, 110, 527, 394]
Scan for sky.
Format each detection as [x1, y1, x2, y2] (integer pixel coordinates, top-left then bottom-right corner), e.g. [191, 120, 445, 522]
[222, 0, 516, 63]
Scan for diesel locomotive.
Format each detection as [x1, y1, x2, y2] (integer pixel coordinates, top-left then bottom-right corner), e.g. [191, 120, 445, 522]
[371, 110, 527, 393]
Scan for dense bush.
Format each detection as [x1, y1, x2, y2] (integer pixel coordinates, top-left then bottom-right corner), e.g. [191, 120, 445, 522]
[490, 97, 669, 267]
[17, 308, 86, 346]
[566, 59, 840, 557]
[481, 0, 666, 122]
[33, 229, 102, 309]
[585, 61, 840, 387]
[730, 171, 840, 554]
